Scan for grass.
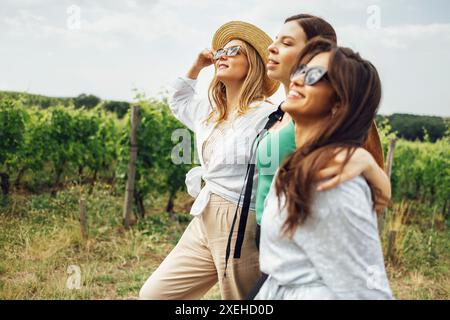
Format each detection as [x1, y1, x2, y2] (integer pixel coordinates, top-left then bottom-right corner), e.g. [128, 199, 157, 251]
[0, 183, 448, 300]
[380, 200, 450, 299]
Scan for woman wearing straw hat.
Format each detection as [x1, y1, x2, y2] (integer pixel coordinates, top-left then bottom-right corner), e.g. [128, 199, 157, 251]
[139, 21, 280, 300]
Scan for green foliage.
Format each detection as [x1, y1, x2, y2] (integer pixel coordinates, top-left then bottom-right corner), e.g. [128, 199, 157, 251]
[0, 98, 27, 165]
[0, 91, 72, 109]
[102, 101, 130, 119]
[376, 113, 448, 142]
[116, 95, 192, 215]
[0, 91, 130, 119]
[0, 98, 28, 197]
[376, 117, 398, 156]
[73, 94, 101, 109]
[390, 139, 449, 206]
[379, 117, 449, 208]
[0, 100, 122, 195]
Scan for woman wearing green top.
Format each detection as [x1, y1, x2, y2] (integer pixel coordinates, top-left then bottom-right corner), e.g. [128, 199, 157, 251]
[256, 119, 296, 224]
[255, 14, 391, 227]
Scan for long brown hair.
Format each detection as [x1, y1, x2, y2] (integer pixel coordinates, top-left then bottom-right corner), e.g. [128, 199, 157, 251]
[285, 14, 337, 43]
[206, 41, 267, 125]
[275, 38, 382, 237]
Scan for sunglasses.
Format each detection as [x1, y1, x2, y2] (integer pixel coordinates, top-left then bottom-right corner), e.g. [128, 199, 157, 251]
[290, 64, 329, 85]
[213, 46, 242, 60]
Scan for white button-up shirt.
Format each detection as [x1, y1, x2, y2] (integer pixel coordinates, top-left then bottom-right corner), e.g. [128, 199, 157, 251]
[168, 76, 278, 216]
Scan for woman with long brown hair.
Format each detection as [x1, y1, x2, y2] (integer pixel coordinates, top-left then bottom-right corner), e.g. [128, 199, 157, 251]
[255, 38, 393, 299]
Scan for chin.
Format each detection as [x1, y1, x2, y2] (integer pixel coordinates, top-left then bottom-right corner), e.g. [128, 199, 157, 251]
[217, 74, 244, 85]
[216, 69, 233, 79]
[283, 100, 303, 117]
[216, 73, 227, 82]
[267, 69, 281, 81]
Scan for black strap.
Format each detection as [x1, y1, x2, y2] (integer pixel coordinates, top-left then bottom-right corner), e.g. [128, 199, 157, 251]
[255, 223, 261, 249]
[223, 103, 284, 277]
[246, 272, 269, 300]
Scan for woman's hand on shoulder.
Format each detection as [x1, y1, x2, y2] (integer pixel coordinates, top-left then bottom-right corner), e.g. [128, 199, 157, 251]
[315, 147, 376, 192]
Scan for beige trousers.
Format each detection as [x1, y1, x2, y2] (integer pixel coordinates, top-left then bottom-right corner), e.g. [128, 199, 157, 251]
[139, 193, 261, 300]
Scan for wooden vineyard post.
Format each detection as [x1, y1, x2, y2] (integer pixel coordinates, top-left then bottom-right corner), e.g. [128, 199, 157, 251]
[386, 138, 397, 180]
[383, 138, 398, 261]
[79, 198, 88, 240]
[378, 138, 397, 236]
[123, 105, 139, 229]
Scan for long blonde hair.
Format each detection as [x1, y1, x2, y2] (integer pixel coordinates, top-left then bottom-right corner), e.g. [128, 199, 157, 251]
[206, 40, 267, 125]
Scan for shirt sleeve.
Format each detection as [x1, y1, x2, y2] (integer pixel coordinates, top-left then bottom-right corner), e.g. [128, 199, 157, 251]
[168, 76, 211, 132]
[293, 176, 394, 300]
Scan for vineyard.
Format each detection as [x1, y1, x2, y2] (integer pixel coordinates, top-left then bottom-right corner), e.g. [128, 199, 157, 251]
[0, 96, 192, 216]
[0, 95, 449, 299]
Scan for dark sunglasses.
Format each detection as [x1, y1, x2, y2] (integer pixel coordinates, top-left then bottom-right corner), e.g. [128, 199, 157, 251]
[213, 46, 241, 60]
[290, 64, 329, 85]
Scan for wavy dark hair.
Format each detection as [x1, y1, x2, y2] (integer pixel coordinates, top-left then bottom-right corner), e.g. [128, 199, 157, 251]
[275, 38, 382, 237]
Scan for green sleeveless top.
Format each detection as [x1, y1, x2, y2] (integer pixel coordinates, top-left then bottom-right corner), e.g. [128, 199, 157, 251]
[255, 119, 296, 225]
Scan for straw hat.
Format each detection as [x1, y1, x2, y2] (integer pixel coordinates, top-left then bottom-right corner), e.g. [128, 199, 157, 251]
[211, 21, 280, 97]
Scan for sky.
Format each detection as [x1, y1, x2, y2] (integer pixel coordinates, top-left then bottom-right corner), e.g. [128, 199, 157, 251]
[1, 0, 450, 117]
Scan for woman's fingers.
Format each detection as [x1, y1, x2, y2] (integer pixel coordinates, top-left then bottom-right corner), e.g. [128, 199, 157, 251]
[334, 149, 351, 165]
[317, 175, 341, 191]
[317, 171, 353, 191]
[316, 147, 369, 191]
[316, 166, 339, 181]
[206, 51, 214, 65]
[197, 49, 214, 67]
[208, 52, 214, 64]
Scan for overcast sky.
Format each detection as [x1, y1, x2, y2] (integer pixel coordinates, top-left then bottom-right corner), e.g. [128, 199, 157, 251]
[1, 0, 450, 116]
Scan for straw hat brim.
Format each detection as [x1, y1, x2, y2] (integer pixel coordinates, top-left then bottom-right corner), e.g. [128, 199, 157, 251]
[212, 21, 280, 97]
